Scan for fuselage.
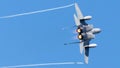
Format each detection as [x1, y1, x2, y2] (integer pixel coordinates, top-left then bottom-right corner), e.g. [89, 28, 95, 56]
[76, 25, 101, 41]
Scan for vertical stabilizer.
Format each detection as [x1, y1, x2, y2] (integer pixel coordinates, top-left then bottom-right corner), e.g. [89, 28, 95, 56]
[75, 3, 84, 20]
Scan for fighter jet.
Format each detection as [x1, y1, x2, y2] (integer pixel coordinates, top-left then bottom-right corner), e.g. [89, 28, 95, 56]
[73, 3, 101, 64]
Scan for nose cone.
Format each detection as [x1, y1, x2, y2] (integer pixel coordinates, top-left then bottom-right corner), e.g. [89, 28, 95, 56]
[92, 28, 101, 34]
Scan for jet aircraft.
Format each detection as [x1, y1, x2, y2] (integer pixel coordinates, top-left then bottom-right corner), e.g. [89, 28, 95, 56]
[65, 3, 101, 64]
[74, 3, 101, 64]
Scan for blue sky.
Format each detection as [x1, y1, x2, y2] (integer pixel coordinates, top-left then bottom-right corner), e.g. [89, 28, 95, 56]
[0, 0, 120, 68]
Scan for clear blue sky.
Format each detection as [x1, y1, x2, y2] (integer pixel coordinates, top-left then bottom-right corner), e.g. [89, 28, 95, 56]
[0, 0, 120, 68]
